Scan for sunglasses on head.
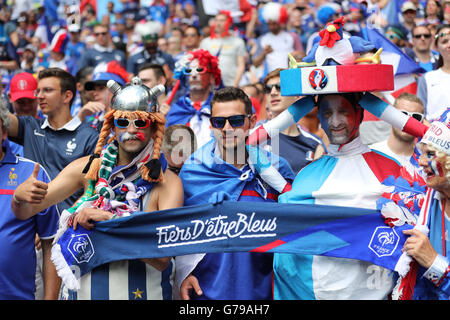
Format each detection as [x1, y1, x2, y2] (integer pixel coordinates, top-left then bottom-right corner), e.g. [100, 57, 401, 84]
[401, 110, 424, 122]
[210, 115, 250, 129]
[263, 83, 281, 94]
[413, 33, 431, 39]
[114, 118, 151, 129]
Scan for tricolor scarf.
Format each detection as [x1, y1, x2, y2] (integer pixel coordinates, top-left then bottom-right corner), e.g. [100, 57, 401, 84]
[67, 140, 159, 220]
[52, 139, 167, 289]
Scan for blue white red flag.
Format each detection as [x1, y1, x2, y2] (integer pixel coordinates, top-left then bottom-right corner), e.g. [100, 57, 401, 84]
[52, 201, 413, 291]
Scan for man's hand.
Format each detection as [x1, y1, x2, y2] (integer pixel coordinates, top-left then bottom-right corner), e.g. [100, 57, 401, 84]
[14, 163, 48, 204]
[73, 207, 113, 230]
[180, 274, 203, 300]
[77, 101, 106, 122]
[402, 229, 438, 269]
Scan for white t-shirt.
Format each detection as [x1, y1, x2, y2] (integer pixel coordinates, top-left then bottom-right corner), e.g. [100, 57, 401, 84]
[259, 31, 296, 72]
[200, 35, 247, 87]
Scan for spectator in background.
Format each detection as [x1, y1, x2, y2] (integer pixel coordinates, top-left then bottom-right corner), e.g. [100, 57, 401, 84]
[128, 21, 174, 78]
[166, 49, 221, 148]
[423, 0, 442, 25]
[71, 66, 94, 117]
[7, 72, 39, 156]
[161, 124, 197, 175]
[254, 2, 304, 73]
[78, 23, 126, 70]
[400, 1, 418, 41]
[167, 35, 184, 63]
[78, 61, 129, 131]
[417, 24, 450, 120]
[385, 24, 410, 51]
[182, 25, 201, 53]
[370, 92, 427, 181]
[8, 72, 38, 117]
[200, 11, 247, 87]
[20, 44, 38, 74]
[137, 63, 169, 115]
[65, 24, 85, 75]
[443, 0, 450, 24]
[405, 24, 440, 72]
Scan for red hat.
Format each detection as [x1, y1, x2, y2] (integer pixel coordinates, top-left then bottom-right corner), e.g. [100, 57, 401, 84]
[9, 72, 37, 101]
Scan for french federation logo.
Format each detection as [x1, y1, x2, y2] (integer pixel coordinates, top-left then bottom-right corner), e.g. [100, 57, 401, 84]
[368, 226, 400, 258]
[308, 69, 328, 90]
[67, 234, 95, 264]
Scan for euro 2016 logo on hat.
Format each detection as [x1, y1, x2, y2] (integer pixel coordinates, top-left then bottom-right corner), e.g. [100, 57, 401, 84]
[18, 79, 28, 90]
[309, 69, 328, 91]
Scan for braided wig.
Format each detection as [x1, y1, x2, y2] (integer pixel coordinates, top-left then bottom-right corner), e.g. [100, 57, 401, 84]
[85, 109, 166, 183]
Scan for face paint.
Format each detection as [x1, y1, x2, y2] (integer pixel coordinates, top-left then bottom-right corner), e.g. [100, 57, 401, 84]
[119, 132, 146, 142]
[430, 158, 445, 178]
[318, 96, 358, 145]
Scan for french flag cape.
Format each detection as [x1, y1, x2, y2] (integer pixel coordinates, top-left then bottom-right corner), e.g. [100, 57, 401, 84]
[362, 27, 425, 104]
[165, 93, 213, 127]
[52, 198, 413, 291]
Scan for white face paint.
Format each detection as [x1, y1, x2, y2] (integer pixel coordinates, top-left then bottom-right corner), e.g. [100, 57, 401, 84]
[318, 95, 359, 145]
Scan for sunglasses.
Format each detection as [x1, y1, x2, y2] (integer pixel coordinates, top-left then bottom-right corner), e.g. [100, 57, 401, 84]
[401, 110, 424, 122]
[413, 33, 431, 39]
[435, 31, 450, 39]
[386, 33, 402, 40]
[94, 32, 108, 36]
[263, 83, 281, 94]
[210, 115, 250, 129]
[114, 118, 151, 129]
[183, 67, 207, 75]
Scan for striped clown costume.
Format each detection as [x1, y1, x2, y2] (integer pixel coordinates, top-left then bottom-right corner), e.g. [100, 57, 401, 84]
[244, 18, 431, 299]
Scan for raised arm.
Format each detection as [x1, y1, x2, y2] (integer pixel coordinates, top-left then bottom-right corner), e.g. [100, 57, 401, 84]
[12, 156, 90, 220]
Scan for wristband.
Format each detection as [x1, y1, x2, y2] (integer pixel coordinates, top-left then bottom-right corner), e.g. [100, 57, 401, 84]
[12, 194, 22, 204]
[423, 254, 450, 286]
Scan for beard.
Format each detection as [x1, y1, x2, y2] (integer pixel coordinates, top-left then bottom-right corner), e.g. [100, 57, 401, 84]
[392, 127, 416, 143]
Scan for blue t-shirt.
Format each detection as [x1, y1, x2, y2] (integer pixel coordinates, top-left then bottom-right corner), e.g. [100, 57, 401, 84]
[0, 142, 59, 299]
[9, 116, 98, 212]
[265, 127, 325, 175]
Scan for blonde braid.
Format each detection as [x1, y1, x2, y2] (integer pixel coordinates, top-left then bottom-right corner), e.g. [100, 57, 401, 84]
[142, 112, 166, 182]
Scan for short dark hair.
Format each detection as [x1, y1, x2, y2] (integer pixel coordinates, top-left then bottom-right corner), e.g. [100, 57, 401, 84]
[38, 68, 77, 106]
[184, 25, 200, 36]
[211, 87, 253, 115]
[75, 66, 94, 84]
[137, 63, 166, 79]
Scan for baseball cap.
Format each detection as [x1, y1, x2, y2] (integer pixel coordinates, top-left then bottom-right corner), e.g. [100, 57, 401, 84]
[9, 72, 37, 101]
[401, 2, 417, 13]
[84, 61, 129, 90]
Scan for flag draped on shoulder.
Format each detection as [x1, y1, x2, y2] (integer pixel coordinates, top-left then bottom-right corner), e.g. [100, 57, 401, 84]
[51, 201, 413, 291]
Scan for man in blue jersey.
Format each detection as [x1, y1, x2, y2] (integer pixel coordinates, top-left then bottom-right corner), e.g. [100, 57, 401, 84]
[78, 23, 126, 71]
[0, 99, 60, 300]
[7, 68, 99, 213]
[177, 87, 294, 300]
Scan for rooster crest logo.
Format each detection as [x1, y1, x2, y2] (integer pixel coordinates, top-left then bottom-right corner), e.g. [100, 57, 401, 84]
[67, 234, 95, 264]
[368, 226, 400, 258]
